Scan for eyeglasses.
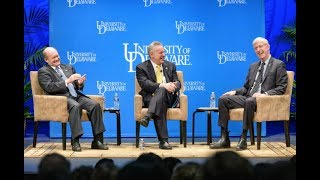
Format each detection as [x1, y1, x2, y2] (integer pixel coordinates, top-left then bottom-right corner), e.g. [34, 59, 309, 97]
[254, 44, 267, 50]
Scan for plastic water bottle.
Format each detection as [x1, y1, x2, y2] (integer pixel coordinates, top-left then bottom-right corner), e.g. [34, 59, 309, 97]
[139, 138, 145, 150]
[113, 93, 119, 110]
[210, 92, 216, 108]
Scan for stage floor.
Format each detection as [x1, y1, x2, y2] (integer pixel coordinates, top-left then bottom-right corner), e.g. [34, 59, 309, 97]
[24, 133, 296, 174]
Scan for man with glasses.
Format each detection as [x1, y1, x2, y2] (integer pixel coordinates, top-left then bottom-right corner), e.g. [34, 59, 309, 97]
[209, 37, 288, 151]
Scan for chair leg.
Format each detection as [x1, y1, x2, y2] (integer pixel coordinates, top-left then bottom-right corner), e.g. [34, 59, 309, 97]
[257, 122, 262, 150]
[32, 121, 39, 148]
[62, 123, 67, 150]
[182, 121, 187, 148]
[250, 122, 255, 145]
[136, 121, 140, 148]
[284, 121, 290, 147]
[180, 121, 183, 144]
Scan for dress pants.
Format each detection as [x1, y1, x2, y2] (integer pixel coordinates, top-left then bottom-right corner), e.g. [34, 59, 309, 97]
[67, 95, 105, 139]
[218, 95, 256, 130]
[146, 87, 174, 141]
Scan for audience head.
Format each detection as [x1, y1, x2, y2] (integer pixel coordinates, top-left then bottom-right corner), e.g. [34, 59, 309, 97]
[92, 158, 118, 180]
[71, 165, 94, 180]
[94, 158, 115, 169]
[200, 150, 254, 180]
[38, 153, 71, 180]
[171, 161, 201, 180]
[118, 153, 170, 180]
[163, 157, 182, 175]
[262, 160, 296, 180]
[136, 152, 163, 164]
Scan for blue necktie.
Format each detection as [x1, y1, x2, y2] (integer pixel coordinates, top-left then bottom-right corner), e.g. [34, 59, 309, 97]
[56, 66, 78, 97]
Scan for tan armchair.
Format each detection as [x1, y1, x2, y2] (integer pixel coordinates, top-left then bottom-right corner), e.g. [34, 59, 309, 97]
[134, 71, 188, 148]
[30, 71, 105, 150]
[229, 71, 295, 150]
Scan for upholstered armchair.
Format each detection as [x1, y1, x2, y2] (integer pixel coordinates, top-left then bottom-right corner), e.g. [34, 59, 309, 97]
[229, 71, 295, 150]
[30, 71, 105, 150]
[134, 71, 188, 148]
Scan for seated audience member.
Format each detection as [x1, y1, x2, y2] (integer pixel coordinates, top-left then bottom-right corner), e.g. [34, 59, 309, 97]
[200, 151, 255, 180]
[38, 153, 71, 180]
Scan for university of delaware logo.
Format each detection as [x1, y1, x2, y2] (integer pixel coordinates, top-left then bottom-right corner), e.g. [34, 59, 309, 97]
[96, 21, 127, 34]
[184, 81, 206, 91]
[217, 0, 247, 7]
[96, 81, 126, 96]
[175, 21, 205, 34]
[217, 51, 246, 64]
[143, 0, 172, 7]
[67, 0, 96, 8]
[123, 43, 192, 73]
[67, 51, 96, 65]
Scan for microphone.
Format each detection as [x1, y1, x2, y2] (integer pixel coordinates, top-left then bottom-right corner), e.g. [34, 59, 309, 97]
[160, 70, 162, 73]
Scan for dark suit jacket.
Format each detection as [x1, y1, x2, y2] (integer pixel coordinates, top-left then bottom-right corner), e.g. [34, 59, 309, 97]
[38, 64, 85, 97]
[136, 60, 181, 107]
[235, 57, 288, 96]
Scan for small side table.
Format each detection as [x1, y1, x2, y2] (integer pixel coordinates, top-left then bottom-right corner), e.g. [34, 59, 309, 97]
[103, 108, 121, 145]
[192, 107, 218, 145]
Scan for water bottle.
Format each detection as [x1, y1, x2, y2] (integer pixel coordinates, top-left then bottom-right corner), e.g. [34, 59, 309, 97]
[113, 93, 120, 110]
[210, 92, 216, 108]
[139, 138, 145, 150]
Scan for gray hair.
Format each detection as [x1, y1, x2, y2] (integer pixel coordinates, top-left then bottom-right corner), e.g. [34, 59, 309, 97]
[147, 41, 163, 56]
[252, 37, 269, 46]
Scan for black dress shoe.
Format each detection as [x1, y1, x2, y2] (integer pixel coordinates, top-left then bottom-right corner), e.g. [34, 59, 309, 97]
[209, 137, 230, 149]
[139, 116, 150, 127]
[71, 139, 81, 152]
[91, 140, 109, 150]
[159, 140, 172, 150]
[236, 138, 247, 151]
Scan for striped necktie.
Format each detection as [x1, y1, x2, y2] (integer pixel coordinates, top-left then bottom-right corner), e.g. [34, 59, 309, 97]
[249, 62, 265, 96]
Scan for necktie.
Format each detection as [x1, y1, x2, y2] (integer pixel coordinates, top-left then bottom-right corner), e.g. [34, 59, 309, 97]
[156, 65, 162, 83]
[249, 62, 265, 96]
[56, 66, 78, 97]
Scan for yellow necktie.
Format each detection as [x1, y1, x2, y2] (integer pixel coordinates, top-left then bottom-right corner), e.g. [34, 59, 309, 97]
[156, 65, 162, 83]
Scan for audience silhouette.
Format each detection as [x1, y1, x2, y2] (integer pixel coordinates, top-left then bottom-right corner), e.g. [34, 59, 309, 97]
[33, 151, 295, 180]
[37, 153, 71, 180]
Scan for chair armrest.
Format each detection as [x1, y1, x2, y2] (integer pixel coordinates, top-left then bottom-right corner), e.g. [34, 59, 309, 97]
[255, 95, 291, 121]
[179, 93, 188, 120]
[33, 95, 68, 122]
[87, 95, 105, 110]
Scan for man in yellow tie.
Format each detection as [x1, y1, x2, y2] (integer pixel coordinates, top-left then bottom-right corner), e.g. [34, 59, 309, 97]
[135, 41, 181, 150]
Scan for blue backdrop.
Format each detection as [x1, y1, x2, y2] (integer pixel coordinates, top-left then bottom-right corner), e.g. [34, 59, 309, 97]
[48, 0, 267, 138]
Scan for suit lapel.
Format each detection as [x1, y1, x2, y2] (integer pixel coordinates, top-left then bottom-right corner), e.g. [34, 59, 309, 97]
[262, 58, 274, 83]
[162, 63, 171, 82]
[147, 61, 157, 82]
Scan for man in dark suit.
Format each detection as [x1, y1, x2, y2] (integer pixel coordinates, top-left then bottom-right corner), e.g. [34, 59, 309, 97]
[136, 41, 181, 150]
[210, 37, 288, 151]
[38, 47, 108, 151]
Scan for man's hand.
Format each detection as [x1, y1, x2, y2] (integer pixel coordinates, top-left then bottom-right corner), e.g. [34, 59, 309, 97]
[160, 82, 177, 93]
[77, 74, 86, 85]
[66, 74, 81, 84]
